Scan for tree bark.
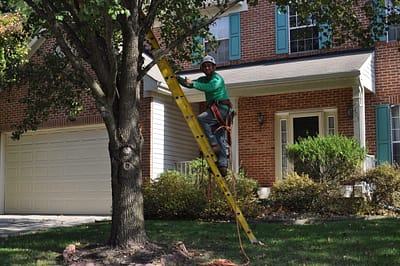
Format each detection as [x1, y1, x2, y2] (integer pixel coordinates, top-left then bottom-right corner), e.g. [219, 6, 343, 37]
[108, 131, 146, 248]
[106, 15, 146, 247]
[106, 83, 146, 248]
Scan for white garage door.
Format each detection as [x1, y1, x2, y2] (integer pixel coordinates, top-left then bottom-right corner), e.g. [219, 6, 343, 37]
[4, 126, 112, 215]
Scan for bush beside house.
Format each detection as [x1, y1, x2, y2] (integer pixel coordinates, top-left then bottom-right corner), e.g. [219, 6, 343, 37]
[144, 136, 399, 221]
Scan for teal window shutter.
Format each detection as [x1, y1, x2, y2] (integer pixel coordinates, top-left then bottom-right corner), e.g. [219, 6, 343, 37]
[373, 0, 387, 42]
[275, 6, 288, 54]
[319, 23, 332, 49]
[192, 36, 203, 66]
[376, 104, 392, 165]
[229, 12, 241, 60]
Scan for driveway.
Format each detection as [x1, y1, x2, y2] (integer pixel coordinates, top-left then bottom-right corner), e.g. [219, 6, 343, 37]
[0, 215, 110, 238]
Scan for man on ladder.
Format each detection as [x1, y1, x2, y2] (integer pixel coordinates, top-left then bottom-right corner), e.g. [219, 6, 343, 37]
[178, 55, 234, 177]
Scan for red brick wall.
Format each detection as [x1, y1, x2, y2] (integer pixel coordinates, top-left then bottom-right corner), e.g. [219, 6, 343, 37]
[365, 41, 400, 158]
[141, 97, 152, 180]
[374, 42, 400, 105]
[0, 82, 102, 132]
[0, 38, 102, 131]
[238, 88, 353, 186]
[180, 2, 362, 70]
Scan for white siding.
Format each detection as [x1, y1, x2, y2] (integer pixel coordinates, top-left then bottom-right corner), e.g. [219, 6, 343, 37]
[151, 95, 199, 179]
[360, 53, 374, 93]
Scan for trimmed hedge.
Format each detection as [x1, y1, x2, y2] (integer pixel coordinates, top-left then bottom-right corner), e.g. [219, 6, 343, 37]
[286, 135, 366, 182]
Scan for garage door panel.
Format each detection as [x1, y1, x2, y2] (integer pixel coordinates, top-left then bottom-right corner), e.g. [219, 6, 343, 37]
[4, 126, 112, 214]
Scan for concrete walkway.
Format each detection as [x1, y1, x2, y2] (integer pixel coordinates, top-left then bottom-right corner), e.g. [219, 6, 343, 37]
[0, 215, 111, 238]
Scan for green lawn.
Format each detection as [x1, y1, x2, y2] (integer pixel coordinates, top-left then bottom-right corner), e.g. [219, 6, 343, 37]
[0, 218, 399, 265]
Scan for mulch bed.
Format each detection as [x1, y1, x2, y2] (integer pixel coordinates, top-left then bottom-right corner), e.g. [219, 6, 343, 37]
[61, 241, 240, 266]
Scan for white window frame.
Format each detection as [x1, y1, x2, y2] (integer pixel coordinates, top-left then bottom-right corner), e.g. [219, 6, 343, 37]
[275, 108, 338, 180]
[288, 7, 320, 53]
[385, 0, 400, 42]
[391, 105, 400, 164]
[205, 16, 230, 64]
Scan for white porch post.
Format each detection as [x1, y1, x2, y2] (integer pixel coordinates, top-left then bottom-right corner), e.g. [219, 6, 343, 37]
[353, 84, 367, 170]
[353, 84, 366, 148]
[230, 97, 239, 173]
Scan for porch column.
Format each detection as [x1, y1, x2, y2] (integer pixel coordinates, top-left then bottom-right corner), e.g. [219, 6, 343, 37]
[230, 97, 239, 173]
[352, 84, 366, 148]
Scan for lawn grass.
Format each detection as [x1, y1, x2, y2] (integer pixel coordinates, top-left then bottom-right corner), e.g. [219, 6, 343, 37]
[0, 218, 399, 265]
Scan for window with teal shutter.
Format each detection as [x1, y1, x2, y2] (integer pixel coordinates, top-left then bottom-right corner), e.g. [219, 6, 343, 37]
[319, 23, 332, 49]
[376, 104, 392, 165]
[275, 6, 288, 54]
[229, 12, 241, 60]
[276, 6, 332, 53]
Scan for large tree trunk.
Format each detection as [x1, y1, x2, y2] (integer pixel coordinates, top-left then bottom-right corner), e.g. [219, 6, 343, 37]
[106, 91, 146, 248]
[107, 130, 146, 248]
[106, 24, 146, 247]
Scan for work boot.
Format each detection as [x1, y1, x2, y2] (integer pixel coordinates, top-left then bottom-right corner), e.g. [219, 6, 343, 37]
[218, 166, 228, 177]
[212, 144, 221, 154]
[208, 166, 227, 177]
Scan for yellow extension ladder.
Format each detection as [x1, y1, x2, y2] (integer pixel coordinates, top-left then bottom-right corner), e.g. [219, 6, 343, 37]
[146, 31, 259, 244]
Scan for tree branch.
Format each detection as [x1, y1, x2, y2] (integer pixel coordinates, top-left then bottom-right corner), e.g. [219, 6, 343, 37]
[139, 0, 242, 80]
[24, 0, 106, 103]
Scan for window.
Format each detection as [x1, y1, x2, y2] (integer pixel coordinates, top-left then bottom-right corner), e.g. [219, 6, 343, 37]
[391, 105, 400, 163]
[388, 24, 400, 41]
[386, 0, 400, 41]
[289, 8, 319, 53]
[206, 16, 230, 64]
[201, 12, 241, 64]
[328, 116, 335, 135]
[275, 6, 329, 54]
[280, 119, 288, 177]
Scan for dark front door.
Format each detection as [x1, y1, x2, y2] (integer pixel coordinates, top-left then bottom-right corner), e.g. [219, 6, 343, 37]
[293, 116, 319, 175]
[293, 116, 319, 142]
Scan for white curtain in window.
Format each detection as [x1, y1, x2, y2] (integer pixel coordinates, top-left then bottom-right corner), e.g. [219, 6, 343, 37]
[209, 16, 229, 40]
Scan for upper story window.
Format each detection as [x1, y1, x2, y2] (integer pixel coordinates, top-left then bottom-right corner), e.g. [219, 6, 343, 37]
[388, 24, 400, 41]
[386, 0, 400, 41]
[289, 8, 319, 53]
[275, 6, 330, 55]
[194, 12, 241, 65]
[205, 16, 230, 64]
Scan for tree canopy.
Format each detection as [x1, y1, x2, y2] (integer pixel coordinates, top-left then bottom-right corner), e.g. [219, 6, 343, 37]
[0, 13, 28, 87]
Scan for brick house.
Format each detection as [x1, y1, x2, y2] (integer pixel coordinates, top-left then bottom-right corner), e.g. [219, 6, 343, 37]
[0, 1, 399, 214]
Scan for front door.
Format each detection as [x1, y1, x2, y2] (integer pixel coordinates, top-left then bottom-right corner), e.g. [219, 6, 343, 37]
[276, 110, 337, 180]
[293, 116, 319, 142]
[293, 116, 319, 175]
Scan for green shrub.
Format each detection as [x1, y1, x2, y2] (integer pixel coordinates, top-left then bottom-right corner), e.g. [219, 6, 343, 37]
[269, 173, 370, 216]
[143, 171, 206, 219]
[360, 163, 400, 210]
[269, 173, 324, 213]
[143, 163, 261, 221]
[286, 135, 366, 182]
[186, 157, 210, 185]
[199, 172, 261, 220]
[312, 186, 370, 216]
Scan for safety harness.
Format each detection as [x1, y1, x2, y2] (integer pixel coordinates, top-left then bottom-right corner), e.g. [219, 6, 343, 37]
[209, 100, 235, 145]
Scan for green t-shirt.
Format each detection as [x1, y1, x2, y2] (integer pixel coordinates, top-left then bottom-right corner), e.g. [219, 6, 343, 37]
[178, 73, 229, 105]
